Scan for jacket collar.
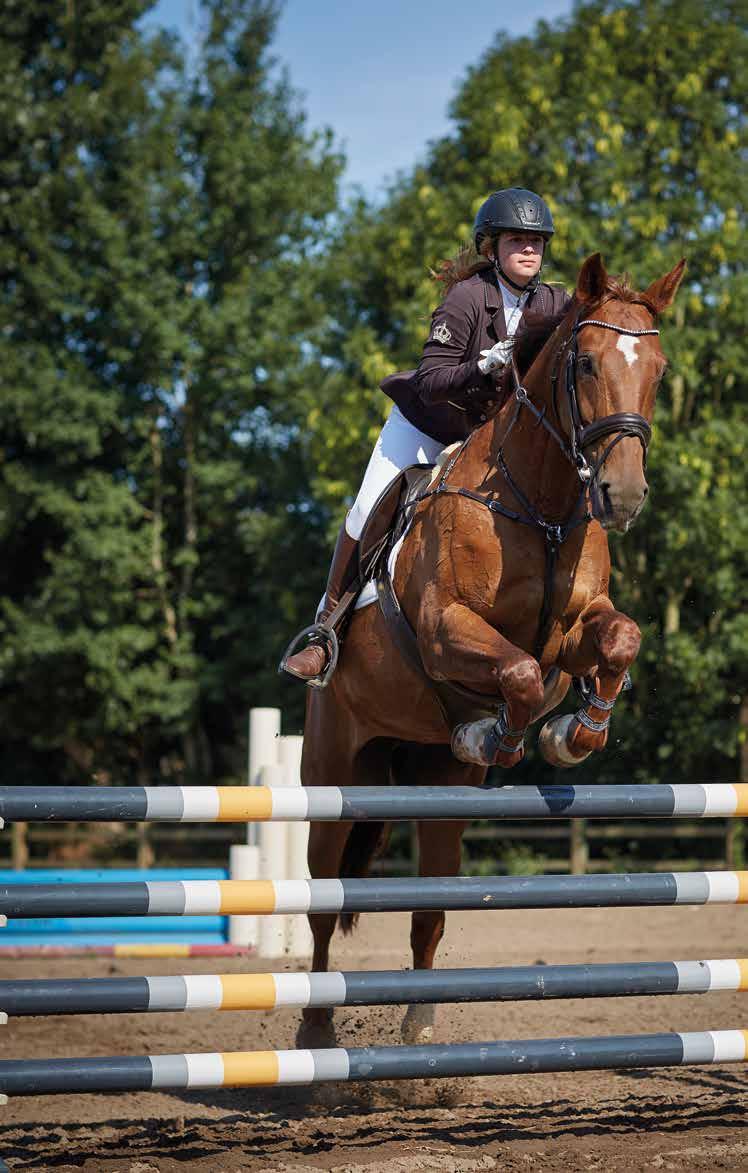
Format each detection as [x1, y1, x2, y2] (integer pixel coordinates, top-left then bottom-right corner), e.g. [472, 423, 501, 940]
[480, 267, 502, 317]
[481, 267, 537, 316]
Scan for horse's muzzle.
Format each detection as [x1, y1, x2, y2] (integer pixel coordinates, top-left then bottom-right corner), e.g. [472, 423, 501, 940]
[594, 478, 649, 532]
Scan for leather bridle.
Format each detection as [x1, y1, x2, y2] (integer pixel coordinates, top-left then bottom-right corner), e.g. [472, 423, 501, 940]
[550, 312, 659, 482]
[505, 308, 659, 493]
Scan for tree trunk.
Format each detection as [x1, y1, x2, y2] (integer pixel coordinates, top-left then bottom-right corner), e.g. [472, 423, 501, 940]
[150, 419, 178, 648]
[180, 392, 200, 777]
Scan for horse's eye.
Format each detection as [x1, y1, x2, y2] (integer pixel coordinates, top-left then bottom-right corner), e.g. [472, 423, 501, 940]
[578, 354, 595, 376]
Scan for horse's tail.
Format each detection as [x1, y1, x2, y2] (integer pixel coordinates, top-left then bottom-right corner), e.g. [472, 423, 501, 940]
[337, 821, 392, 934]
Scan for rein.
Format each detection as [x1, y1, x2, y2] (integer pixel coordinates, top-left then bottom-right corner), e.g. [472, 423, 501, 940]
[405, 306, 660, 661]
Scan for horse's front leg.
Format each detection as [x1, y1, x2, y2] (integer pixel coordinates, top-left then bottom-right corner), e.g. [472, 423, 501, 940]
[538, 597, 641, 768]
[418, 600, 545, 768]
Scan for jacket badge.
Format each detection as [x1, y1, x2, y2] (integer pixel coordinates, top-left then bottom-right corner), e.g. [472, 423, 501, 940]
[431, 321, 452, 344]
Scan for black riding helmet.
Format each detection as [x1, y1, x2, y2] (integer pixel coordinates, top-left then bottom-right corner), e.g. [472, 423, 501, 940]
[474, 188, 555, 293]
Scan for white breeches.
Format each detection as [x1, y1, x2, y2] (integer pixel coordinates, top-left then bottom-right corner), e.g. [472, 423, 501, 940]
[345, 406, 445, 540]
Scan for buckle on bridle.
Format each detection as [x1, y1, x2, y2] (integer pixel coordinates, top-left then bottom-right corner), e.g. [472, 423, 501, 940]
[575, 454, 592, 483]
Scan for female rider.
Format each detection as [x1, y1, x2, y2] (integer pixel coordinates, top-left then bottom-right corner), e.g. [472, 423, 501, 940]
[282, 187, 571, 684]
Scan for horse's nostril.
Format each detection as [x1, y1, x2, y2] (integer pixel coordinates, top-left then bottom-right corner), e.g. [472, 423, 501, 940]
[642, 485, 649, 498]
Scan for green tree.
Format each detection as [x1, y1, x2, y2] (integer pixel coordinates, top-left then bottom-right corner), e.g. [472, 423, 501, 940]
[302, 0, 747, 785]
[0, 0, 341, 783]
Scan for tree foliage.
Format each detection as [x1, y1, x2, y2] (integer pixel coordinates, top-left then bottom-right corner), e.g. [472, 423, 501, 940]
[0, 0, 341, 781]
[300, 0, 747, 784]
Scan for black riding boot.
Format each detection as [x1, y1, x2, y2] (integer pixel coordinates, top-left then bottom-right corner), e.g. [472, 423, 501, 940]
[280, 524, 360, 683]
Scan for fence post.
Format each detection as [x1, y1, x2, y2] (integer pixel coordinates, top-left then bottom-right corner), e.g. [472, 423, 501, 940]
[136, 822, 154, 869]
[570, 818, 588, 875]
[11, 821, 28, 871]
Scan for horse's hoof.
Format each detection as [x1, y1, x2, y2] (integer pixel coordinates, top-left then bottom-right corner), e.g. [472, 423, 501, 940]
[538, 714, 592, 767]
[400, 1004, 435, 1045]
[452, 718, 523, 767]
[296, 1017, 337, 1049]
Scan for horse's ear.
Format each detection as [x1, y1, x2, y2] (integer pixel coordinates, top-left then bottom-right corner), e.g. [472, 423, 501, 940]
[643, 258, 687, 313]
[575, 253, 609, 304]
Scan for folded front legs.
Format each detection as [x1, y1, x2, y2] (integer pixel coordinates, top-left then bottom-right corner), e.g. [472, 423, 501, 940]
[539, 597, 641, 767]
[418, 600, 545, 767]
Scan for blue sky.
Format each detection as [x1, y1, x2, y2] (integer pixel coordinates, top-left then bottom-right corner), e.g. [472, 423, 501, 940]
[146, 0, 575, 197]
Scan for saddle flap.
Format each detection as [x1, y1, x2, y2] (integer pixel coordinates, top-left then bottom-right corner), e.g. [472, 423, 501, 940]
[358, 463, 434, 582]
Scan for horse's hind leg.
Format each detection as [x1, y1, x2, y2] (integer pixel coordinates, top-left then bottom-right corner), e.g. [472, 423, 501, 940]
[296, 818, 353, 1048]
[399, 746, 478, 1044]
[297, 714, 394, 1048]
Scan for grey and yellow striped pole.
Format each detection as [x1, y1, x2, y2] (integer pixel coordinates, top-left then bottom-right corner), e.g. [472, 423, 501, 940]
[2, 958, 747, 1017]
[1, 783, 747, 823]
[2, 1030, 747, 1096]
[1, 871, 747, 919]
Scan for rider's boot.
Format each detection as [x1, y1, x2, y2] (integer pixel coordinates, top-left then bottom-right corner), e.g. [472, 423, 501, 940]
[281, 523, 360, 682]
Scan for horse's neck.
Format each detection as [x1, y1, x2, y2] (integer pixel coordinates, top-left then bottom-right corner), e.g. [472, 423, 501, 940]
[485, 332, 580, 522]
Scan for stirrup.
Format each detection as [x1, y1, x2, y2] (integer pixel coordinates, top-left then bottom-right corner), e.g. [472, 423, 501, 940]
[278, 623, 340, 689]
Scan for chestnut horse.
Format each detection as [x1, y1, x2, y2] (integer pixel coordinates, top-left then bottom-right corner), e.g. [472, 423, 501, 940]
[298, 253, 685, 1048]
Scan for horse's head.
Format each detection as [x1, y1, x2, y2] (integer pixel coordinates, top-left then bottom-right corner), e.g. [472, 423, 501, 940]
[560, 253, 686, 532]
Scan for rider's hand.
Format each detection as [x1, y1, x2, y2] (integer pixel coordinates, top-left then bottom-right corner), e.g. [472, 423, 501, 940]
[477, 339, 513, 375]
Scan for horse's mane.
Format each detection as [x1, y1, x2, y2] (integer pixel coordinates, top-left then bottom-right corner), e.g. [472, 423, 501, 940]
[512, 309, 567, 374]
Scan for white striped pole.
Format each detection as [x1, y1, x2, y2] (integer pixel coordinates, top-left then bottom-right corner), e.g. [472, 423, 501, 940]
[3, 872, 747, 919]
[3, 783, 748, 824]
[2, 1030, 748, 1096]
[2, 959, 747, 1017]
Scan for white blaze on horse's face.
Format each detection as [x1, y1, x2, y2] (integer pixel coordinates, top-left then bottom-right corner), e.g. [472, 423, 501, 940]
[616, 334, 640, 367]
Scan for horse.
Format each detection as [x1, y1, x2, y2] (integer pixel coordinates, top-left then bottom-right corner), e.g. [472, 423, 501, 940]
[297, 251, 685, 1048]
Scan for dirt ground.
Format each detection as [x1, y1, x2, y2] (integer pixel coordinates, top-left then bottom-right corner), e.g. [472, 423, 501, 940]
[1, 904, 748, 1171]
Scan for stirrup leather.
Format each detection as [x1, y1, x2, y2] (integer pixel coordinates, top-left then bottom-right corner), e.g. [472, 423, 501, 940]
[278, 623, 340, 689]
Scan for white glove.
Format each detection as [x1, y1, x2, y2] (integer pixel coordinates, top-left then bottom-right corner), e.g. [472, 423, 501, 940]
[478, 339, 513, 374]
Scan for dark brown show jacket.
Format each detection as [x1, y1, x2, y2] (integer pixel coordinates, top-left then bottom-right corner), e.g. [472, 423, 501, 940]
[381, 268, 571, 445]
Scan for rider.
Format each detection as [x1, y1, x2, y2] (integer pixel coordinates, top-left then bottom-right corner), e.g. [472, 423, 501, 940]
[282, 187, 571, 684]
